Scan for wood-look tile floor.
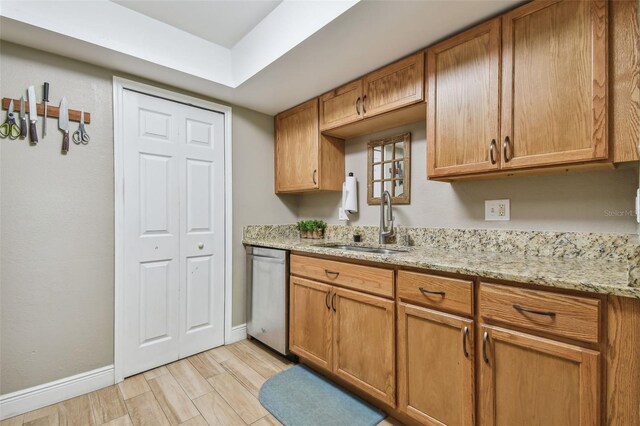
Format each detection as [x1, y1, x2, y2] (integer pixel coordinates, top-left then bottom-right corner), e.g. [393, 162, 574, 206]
[1, 339, 402, 426]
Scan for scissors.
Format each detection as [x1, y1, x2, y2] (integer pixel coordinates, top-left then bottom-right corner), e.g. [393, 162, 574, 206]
[0, 100, 21, 140]
[72, 109, 90, 145]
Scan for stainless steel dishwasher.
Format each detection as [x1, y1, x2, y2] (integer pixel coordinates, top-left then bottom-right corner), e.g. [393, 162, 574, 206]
[246, 246, 290, 356]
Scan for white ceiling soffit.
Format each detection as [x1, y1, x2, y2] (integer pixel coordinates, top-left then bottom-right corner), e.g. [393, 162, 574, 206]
[0, 0, 358, 87]
[0, 0, 522, 115]
[111, 1, 283, 49]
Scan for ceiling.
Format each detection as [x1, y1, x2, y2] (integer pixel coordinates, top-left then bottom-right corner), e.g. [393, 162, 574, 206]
[111, 1, 282, 48]
[0, 0, 524, 115]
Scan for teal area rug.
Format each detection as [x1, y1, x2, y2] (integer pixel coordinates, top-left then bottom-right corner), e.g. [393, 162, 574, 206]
[258, 365, 386, 426]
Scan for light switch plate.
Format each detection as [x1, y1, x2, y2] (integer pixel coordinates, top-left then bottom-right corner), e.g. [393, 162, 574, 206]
[485, 199, 510, 221]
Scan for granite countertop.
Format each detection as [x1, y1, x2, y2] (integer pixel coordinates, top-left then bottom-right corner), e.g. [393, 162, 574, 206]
[242, 236, 640, 299]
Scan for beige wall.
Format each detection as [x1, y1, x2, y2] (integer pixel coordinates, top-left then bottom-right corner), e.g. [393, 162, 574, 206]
[231, 108, 298, 325]
[298, 121, 639, 234]
[0, 42, 115, 394]
[0, 42, 290, 394]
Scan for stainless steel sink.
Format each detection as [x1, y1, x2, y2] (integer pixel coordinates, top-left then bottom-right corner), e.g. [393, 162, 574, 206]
[318, 243, 407, 255]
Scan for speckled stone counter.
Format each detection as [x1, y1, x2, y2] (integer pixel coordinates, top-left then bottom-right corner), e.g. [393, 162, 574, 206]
[243, 225, 640, 299]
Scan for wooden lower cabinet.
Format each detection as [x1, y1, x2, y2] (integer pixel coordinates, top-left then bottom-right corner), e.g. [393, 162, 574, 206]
[289, 276, 333, 370]
[397, 303, 474, 426]
[479, 324, 600, 426]
[289, 274, 396, 407]
[333, 287, 396, 406]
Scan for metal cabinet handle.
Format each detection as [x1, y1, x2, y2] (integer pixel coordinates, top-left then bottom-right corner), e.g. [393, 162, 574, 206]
[355, 97, 361, 115]
[513, 304, 556, 317]
[325, 291, 331, 310]
[419, 287, 445, 297]
[482, 331, 489, 364]
[489, 139, 497, 165]
[462, 327, 469, 358]
[312, 169, 317, 185]
[362, 95, 367, 114]
[331, 293, 336, 312]
[325, 270, 340, 279]
[503, 136, 511, 163]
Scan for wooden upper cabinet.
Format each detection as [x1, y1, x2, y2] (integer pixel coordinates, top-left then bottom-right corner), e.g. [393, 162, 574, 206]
[500, 0, 608, 170]
[332, 287, 396, 406]
[319, 53, 425, 134]
[275, 99, 345, 194]
[319, 80, 363, 131]
[479, 325, 600, 426]
[289, 276, 333, 370]
[427, 19, 501, 178]
[398, 303, 474, 426]
[275, 99, 319, 192]
[363, 52, 424, 118]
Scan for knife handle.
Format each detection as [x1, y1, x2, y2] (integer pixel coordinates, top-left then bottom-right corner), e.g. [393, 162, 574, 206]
[62, 131, 69, 154]
[20, 117, 27, 139]
[44, 82, 50, 102]
[29, 121, 38, 144]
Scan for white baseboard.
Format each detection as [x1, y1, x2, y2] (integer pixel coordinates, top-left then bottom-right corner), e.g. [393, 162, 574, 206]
[0, 365, 114, 420]
[226, 323, 247, 344]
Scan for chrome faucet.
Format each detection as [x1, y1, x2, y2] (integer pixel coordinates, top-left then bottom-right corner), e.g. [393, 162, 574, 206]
[379, 190, 395, 244]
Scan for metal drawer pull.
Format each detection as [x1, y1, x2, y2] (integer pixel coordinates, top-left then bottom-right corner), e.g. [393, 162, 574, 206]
[325, 270, 340, 279]
[462, 327, 469, 358]
[489, 139, 497, 165]
[513, 304, 556, 317]
[362, 95, 367, 114]
[331, 293, 337, 312]
[325, 291, 331, 310]
[419, 287, 445, 296]
[482, 331, 489, 364]
[355, 97, 361, 115]
[312, 169, 317, 185]
[503, 136, 511, 162]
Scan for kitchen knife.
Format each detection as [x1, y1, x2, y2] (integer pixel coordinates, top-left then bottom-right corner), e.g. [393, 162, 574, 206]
[19, 96, 27, 139]
[59, 97, 69, 153]
[27, 85, 38, 144]
[43, 82, 49, 136]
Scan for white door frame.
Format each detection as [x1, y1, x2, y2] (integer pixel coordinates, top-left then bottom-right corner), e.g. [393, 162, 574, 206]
[113, 77, 233, 383]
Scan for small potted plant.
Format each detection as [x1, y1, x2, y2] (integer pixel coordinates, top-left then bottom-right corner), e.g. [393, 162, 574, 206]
[353, 227, 363, 242]
[312, 220, 327, 239]
[296, 220, 327, 239]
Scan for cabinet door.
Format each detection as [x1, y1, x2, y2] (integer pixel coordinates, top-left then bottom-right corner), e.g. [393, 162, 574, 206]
[427, 19, 501, 178]
[479, 325, 600, 426]
[319, 80, 363, 131]
[363, 52, 424, 118]
[332, 287, 395, 405]
[500, 0, 608, 170]
[289, 276, 333, 370]
[275, 99, 319, 192]
[398, 303, 474, 426]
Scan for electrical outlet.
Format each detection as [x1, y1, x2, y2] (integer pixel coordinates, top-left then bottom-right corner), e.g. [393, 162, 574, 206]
[485, 199, 510, 221]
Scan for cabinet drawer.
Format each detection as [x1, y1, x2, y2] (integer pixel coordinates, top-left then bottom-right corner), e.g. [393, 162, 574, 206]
[398, 271, 473, 316]
[291, 254, 394, 298]
[479, 283, 600, 344]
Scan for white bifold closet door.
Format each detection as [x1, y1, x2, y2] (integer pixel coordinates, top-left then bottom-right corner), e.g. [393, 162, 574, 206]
[122, 90, 225, 377]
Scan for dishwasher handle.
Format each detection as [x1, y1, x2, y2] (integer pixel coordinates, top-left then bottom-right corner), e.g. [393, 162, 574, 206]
[247, 254, 286, 264]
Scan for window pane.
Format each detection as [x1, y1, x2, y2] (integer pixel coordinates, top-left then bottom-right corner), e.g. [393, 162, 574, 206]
[394, 160, 404, 180]
[395, 142, 404, 159]
[395, 179, 404, 197]
[383, 162, 393, 180]
[373, 146, 383, 163]
[384, 143, 394, 162]
[373, 164, 382, 181]
[383, 180, 393, 195]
